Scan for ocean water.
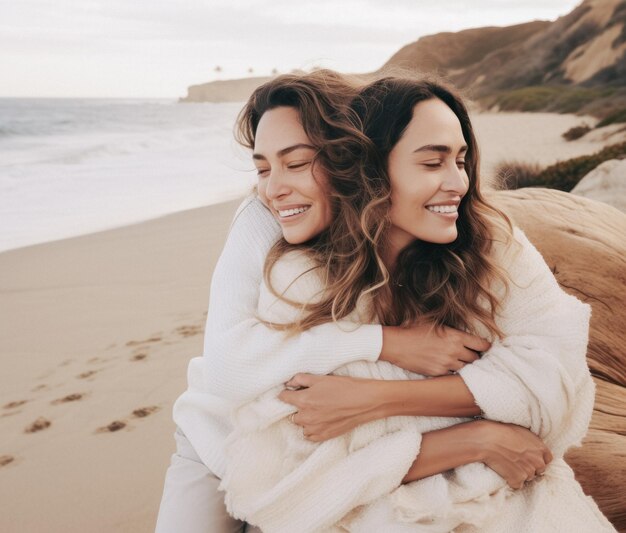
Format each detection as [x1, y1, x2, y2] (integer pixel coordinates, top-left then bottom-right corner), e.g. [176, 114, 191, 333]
[0, 98, 256, 253]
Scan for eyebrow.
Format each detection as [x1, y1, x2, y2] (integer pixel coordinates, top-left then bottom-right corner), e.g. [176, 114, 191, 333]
[413, 144, 468, 154]
[252, 143, 316, 161]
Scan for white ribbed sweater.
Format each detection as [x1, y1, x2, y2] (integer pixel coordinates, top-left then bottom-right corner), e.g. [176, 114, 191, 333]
[172, 197, 383, 479]
[219, 227, 615, 532]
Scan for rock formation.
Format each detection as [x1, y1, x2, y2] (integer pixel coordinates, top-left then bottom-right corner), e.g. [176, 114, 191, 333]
[182, 0, 626, 118]
[179, 76, 273, 103]
[571, 158, 626, 212]
[383, 0, 626, 109]
[491, 187, 626, 531]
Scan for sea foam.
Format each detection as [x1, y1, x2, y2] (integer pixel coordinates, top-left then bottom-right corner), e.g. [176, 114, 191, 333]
[0, 98, 254, 252]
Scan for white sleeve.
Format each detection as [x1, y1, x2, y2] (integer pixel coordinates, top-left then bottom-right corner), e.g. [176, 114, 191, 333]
[221, 253, 421, 532]
[202, 197, 382, 404]
[458, 228, 594, 455]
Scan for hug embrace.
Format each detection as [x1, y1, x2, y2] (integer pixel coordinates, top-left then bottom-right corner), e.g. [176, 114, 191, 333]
[156, 71, 616, 532]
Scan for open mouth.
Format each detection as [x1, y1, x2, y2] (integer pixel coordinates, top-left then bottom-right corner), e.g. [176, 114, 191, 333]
[277, 205, 310, 218]
[425, 205, 458, 214]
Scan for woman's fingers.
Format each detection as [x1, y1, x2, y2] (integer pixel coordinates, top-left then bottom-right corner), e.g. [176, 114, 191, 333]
[458, 348, 480, 364]
[448, 351, 478, 371]
[543, 447, 554, 465]
[528, 457, 545, 474]
[277, 389, 300, 406]
[448, 359, 466, 372]
[461, 332, 491, 353]
[285, 372, 317, 389]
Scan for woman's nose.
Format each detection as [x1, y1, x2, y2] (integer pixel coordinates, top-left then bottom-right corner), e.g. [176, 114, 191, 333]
[265, 169, 290, 200]
[442, 163, 469, 195]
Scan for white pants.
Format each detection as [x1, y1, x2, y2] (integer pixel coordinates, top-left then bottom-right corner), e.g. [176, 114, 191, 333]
[155, 428, 262, 533]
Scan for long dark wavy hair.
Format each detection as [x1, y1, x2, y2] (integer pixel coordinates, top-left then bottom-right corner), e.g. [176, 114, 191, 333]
[236, 70, 386, 330]
[237, 71, 514, 339]
[351, 76, 514, 338]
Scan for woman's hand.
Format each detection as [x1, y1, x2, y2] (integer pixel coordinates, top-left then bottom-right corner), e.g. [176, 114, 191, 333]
[473, 419, 553, 489]
[278, 373, 385, 442]
[380, 323, 491, 376]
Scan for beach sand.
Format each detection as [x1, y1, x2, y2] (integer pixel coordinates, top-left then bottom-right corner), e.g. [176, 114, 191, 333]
[0, 112, 623, 532]
[0, 200, 240, 533]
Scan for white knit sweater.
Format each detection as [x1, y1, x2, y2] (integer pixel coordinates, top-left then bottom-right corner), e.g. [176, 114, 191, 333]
[219, 227, 615, 532]
[172, 197, 383, 479]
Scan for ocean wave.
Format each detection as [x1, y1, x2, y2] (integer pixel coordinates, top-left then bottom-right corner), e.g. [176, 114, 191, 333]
[0, 99, 250, 252]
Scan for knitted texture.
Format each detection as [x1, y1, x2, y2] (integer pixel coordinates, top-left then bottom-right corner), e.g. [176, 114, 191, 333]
[219, 228, 615, 533]
[173, 197, 382, 479]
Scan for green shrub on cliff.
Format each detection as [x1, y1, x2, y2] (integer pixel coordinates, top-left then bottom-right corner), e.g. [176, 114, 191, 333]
[485, 86, 617, 114]
[496, 141, 626, 192]
[562, 125, 592, 141]
[597, 109, 626, 128]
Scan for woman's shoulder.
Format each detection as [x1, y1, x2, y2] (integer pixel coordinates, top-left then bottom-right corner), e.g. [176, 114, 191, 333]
[489, 225, 573, 306]
[229, 195, 281, 244]
[490, 225, 543, 271]
[258, 250, 325, 323]
[266, 250, 325, 305]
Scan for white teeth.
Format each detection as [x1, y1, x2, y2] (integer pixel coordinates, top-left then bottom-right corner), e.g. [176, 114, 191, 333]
[427, 205, 458, 214]
[278, 206, 310, 217]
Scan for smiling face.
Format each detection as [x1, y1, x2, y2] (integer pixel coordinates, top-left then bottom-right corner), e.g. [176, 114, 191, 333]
[254, 106, 333, 244]
[386, 98, 470, 255]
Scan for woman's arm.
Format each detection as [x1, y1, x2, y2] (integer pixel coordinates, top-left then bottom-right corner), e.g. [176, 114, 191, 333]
[403, 419, 552, 489]
[454, 228, 594, 454]
[202, 197, 490, 403]
[221, 247, 544, 531]
[280, 373, 480, 442]
[282, 229, 594, 455]
[201, 197, 382, 403]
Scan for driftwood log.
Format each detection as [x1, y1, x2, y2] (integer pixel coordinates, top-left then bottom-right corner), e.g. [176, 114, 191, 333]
[492, 188, 626, 532]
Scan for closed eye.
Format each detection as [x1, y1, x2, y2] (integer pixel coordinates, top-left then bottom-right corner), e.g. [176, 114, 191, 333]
[256, 168, 270, 176]
[287, 161, 311, 170]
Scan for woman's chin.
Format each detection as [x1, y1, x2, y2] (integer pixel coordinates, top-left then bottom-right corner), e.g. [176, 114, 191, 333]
[422, 229, 459, 244]
[282, 230, 312, 245]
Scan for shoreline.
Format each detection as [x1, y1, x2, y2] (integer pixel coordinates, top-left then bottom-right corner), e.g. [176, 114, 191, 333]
[0, 192, 250, 256]
[3, 110, 624, 254]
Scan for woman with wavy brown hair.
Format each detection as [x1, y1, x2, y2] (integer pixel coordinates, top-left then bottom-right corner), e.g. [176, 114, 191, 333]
[215, 74, 614, 532]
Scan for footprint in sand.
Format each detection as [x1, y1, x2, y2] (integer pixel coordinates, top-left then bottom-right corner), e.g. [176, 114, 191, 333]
[0, 455, 15, 467]
[95, 406, 160, 434]
[131, 406, 160, 418]
[175, 325, 203, 338]
[24, 417, 51, 433]
[3, 400, 28, 409]
[76, 370, 99, 380]
[96, 420, 127, 433]
[125, 335, 162, 347]
[51, 393, 86, 405]
[130, 352, 148, 361]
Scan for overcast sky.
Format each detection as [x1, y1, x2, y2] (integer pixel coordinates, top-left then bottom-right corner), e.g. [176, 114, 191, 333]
[0, 0, 582, 98]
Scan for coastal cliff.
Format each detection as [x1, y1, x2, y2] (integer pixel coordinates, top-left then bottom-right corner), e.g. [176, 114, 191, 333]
[180, 0, 626, 119]
[179, 76, 273, 103]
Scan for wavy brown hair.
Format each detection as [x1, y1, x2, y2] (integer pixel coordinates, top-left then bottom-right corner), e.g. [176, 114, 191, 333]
[239, 72, 514, 340]
[236, 70, 385, 330]
[351, 76, 515, 339]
